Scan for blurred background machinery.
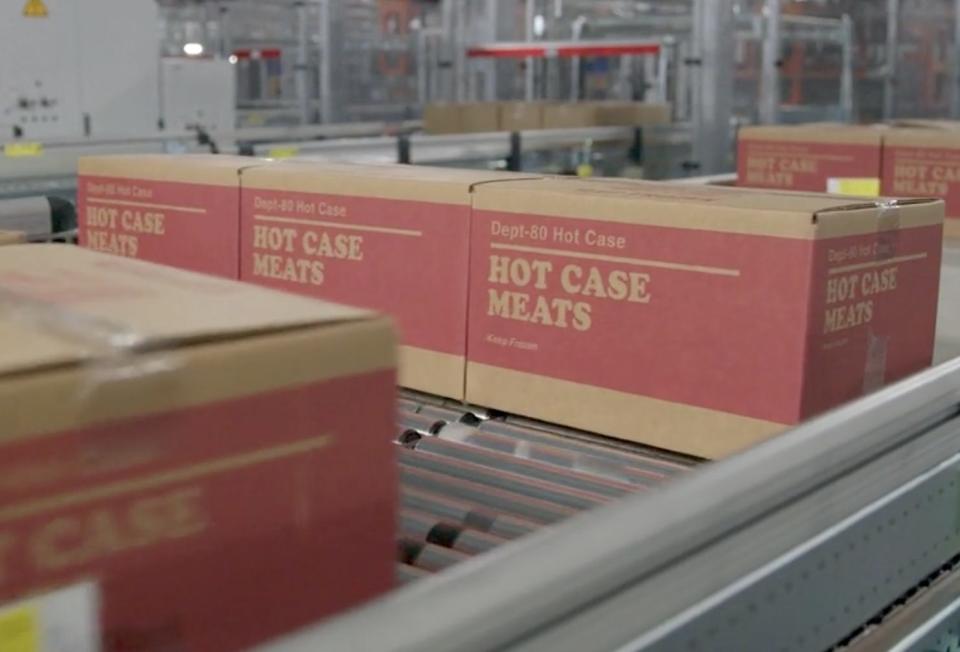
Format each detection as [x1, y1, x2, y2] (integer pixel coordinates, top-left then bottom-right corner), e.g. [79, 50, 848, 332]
[5, 0, 960, 181]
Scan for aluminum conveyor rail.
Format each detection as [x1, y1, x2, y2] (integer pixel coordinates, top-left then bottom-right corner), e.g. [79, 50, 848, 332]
[256, 357, 960, 652]
[0, 120, 425, 188]
[258, 126, 637, 165]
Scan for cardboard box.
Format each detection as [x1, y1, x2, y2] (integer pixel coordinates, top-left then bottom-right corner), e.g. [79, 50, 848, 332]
[240, 161, 537, 399]
[466, 178, 943, 458]
[948, 220, 960, 240]
[459, 102, 500, 133]
[499, 102, 545, 131]
[0, 230, 24, 244]
[78, 155, 266, 279]
[737, 125, 884, 195]
[423, 103, 463, 134]
[888, 119, 960, 130]
[542, 103, 599, 129]
[595, 101, 671, 127]
[0, 245, 396, 651]
[882, 128, 960, 236]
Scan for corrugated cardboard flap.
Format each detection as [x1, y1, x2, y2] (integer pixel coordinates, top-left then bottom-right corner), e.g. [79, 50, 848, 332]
[887, 119, 960, 131]
[739, 124, 885, 145]
[883, 127, 960, 147]
[812, 196, 944, 237]
[245, 160, 539, 204]
[475, 176, 908, 212]
[79, 154, 261, 185]
[0, 231, 24, 245]
[472, 177, 943, 238]
[0, 244, 375, 377]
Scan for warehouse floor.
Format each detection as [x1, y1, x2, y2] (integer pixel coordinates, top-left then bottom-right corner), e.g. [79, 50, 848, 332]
[936, 242, 960, 364]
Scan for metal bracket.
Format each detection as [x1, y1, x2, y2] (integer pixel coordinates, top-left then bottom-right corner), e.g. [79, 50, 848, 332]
[506, 132, 522, 172]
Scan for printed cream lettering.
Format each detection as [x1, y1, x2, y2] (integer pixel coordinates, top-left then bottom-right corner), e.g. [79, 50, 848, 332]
[486, 254, 649, 332]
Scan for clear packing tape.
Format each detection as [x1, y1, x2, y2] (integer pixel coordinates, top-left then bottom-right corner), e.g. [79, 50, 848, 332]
[0, 285, 181, 446]
[863, 199, 902, 393]
[0, 278, 186, 652]
[875, 197, 902, 256]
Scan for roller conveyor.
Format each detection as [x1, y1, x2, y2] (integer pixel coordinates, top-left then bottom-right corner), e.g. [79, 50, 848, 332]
[393, 391, 698, 586]
[260, 358, 960, 652]
[4, 188, 958, 650]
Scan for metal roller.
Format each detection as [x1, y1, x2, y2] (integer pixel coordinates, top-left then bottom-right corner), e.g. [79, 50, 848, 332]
[0, 196, 76, 241]
[416, 404, 481, 425]
[397, 411, 446, 437]
[395, 563, 431, 586]
[480, 418, 692, 478]
[399, 509, 507, 556]
[399, 447, 611, 511]
[399, 465, 579, 525]
[400, 488, 539, 540]
[434, 423, 661, 486]
[412, 434, 638, 499]
[396, 538, 471, 573]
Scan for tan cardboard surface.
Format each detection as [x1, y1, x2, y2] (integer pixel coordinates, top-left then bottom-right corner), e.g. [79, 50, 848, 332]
[543, 103, 598, 129]
[460, 103, 500, 133]
[467, 364, 782, 459]
[499, 102, 544, 131]
[1, 317, 394, 442]
[398, 346, 465, 397]
[472, 177, 942, 239]
[244, 160, 538, 204]
[595, 102, 671, 126]
[0, 231, 24, 244]
[889, 119, 960, 130]
[884, 127, 960, 147]
[945, 218, 960, 240]
[79, 154, 259, 186]
[423, 104, 462, 134]
[0, 244, 377, 378]
[739, 124, 885, 145]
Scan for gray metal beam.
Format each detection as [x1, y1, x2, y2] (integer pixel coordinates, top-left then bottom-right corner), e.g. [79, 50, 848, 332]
[294, 0, 310, 124]
[692, 0, 735, 174]
[953, 0, 960, 118]
[884, 0, 900, 120]
[840, 14, 855, 122]
[317, 0, 331, 124]
[439, 0, 457, 102]
[759, 0, 781, 124]
[525, 0, 536, 101]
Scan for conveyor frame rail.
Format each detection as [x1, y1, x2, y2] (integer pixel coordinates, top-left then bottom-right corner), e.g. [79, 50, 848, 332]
[256, 358, 960, 652]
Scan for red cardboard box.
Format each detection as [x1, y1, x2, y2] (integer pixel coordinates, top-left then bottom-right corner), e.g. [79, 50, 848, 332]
[77, 155, 266, 278]
[240, 161, 537, 399]
[882, 128, 960, 239]
[737, 125, 884, 195]
[466, 179, 943, 458]
[0, 245, 396, 651]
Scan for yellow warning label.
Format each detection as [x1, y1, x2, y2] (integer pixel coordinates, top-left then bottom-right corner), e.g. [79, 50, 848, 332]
[268, 146, 300, 159]
[826, 177, 881, 197]
[4, 142, 43, 158]
[22, 0, 48, 18]
[0, 606, 40, 652]
[575, 163, 594, 178]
